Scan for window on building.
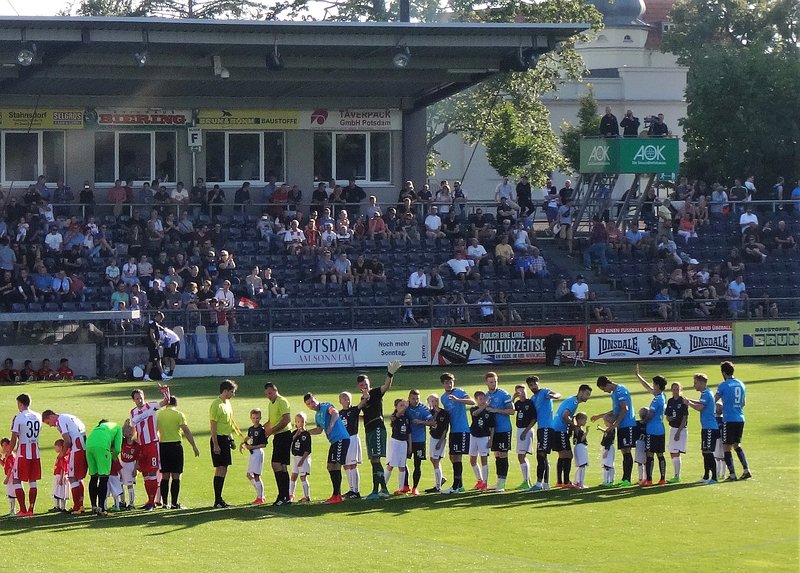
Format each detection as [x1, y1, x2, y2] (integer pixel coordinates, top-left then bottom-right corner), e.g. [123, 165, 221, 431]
[204, 131, 285, 183]
[93, 131, 177, 183]
[314, 131, 391, 183]
[1, 131, 65, 183]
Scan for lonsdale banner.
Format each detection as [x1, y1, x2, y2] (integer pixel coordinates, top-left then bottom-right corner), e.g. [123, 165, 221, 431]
[580, 137, 679, 174]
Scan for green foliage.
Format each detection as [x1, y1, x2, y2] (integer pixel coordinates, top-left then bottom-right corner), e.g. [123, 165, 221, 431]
[70, 0, 280, 18]
[664, 0, 800, 184]
[560, 88, 600, 173]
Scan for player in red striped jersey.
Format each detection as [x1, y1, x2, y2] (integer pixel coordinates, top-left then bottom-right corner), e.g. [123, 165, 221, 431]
[42, 410, 88, 513]
[9, 393, 42, 516]
[130, 384, 171, 511]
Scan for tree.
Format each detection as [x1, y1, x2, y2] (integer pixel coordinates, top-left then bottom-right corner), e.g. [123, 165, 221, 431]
[69, 0, 280, 18]
[663, 0, 800, 187]
[559, 87, 600, 174]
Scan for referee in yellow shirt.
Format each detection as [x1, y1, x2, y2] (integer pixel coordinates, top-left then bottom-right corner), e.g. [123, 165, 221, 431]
[210, 379, 243, 508]
[264, 382, 292, 506]
[157, 396, 200, 509]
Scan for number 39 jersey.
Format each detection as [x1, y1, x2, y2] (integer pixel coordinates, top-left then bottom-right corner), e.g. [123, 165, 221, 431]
[11, 409, 43, 460]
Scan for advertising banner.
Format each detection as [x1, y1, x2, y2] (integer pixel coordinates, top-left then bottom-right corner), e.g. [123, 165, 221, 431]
[0, 108, 84, 129]
[589, 322, 732, 360]
[733, 320, 800, 356]
[579, 137, 679, 174]
[91, 108, 191, 126]
[579, 138, 615, 173]
[198, 109, 401, 130]
[268, 330, 430, 370]
[431, 326, 586, 365]
[306, 108, 402, 131]
[198, 109, 300, 129]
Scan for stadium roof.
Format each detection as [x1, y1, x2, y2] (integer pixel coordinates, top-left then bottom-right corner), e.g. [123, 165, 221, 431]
[0, 16, 589, 110]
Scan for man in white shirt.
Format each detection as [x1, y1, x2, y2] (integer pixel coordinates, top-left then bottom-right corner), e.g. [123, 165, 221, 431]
[570, 275, 589, 300]
[738, 205, 759, 234]
[467, 238, 490, 268]
[214, 280, 235, 309]
[442, 252, 480, 281]
[726, 274, 747, 316]
[407, 267, 428, 292]
[170, 182, 189, 205]
[44, 226, 64, 254]
[425, 206, 444, 239]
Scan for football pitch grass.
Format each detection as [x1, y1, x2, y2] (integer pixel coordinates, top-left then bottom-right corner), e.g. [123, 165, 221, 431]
[0, 358, 797, 572]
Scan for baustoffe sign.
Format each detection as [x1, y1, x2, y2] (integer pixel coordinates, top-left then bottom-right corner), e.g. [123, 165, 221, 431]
[580, 137, 679, 174]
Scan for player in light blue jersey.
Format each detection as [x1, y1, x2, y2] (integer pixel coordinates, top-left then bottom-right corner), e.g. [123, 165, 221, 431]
[715, 361, 751, 481]
[683, 373, 719, 484]
[484, 371, 515, 492]
[405, 389, 432, 495]
[527, 375, 561, 490]
[440, 372, 475, 494]
[551, 384, 592, 487]
[304, 393, 351, 504]
[635, 365, 667, 486]
[592, 376, 637, 487]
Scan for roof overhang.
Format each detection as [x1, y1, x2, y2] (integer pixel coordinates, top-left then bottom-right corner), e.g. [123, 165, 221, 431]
[0, 17, 589, 111]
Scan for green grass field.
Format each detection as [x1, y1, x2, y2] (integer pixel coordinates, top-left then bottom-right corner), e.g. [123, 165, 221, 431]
[0, 358, 797, 572]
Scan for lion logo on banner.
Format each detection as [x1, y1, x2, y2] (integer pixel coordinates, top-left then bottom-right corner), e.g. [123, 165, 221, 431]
[648, 335, 681, 355]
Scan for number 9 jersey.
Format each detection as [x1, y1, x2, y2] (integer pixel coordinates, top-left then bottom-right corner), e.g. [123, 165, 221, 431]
[11, 407, 42, 481]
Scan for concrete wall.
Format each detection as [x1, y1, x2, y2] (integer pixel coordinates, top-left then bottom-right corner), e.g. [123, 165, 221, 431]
[0, 343, 97, 378]
[103, 342, 264, 378]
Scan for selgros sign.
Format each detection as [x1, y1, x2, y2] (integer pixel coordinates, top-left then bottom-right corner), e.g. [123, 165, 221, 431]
[579, 137, 679, 174]
[589, 322, 732, 360]
[268, 330, 430, 370]
[733, 320, 800, 356]
[0, 108, 84, 129]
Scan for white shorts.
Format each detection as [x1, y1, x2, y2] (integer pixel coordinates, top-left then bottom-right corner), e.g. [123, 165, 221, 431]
[468, 435, 490, 457]
[6, 480, 15, 498]
[668, 428, 688, 454]
[600, 446, 615, 469]
[120, 461, 137, 485]
[516, 427, 533, 455]
[108, 475, 123, 497]
[247, 448, 265, 475]
[634, 439, 647, 464]
[345, 435, 362, 466]
[714, 437, 724, 459]
[52, 475, 68, 500]
[387, 437, 408, 469]
[574, 443, 589, 467]
[429, 435, 446, 460]
[291, 455, 310, 476]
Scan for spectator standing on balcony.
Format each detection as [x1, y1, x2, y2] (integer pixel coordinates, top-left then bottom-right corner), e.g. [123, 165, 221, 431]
[190, 177, 207, 216]
[208, 185, 225, 221]
[647, 113, 669, 137]
[710, 184, 729, 219]
[600, 107, 619, 137]
[557, 199, 576, 255]
[515, 175, 533, 218]
[495, 176, 514, 205]
[52, 178, 73, 218]
[620, 109, 640, 137]
[344, 179, 366, 217]
[584, 216, 609, 273]
[108, 180, 127, 217]
[234, 182, 251, 214]
[262, 175, 277, 203]
[452, 180, 467, 219]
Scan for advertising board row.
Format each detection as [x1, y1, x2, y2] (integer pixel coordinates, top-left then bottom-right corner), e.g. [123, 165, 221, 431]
[267, 321, 799, 370]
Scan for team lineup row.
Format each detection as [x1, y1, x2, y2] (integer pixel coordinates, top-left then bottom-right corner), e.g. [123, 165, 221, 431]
[2, 360, 750, 515]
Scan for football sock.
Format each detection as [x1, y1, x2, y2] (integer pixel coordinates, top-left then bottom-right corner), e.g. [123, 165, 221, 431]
[412, 458, 422, 488]
[14, 485, 27, 513]
[144, 477, 158, 503]
[724, 451, 736, 475]
[452, 461, 463, 488]
[543, 458, 550, 484]
[403, 468, 409, 489]
[344, 468, 353, 492]
[213, 475, 224, 503]
[249, 477, 258, 495]
[10, 498, 16, 514]
[170, 478, 181, 505]
[352, 468, 360, 493]
[716, 458, 726, 478]
[536, 454, 546, 482]
[277, 471, 290, 499]
[657, 454, 666, 480]
[672, 456, 681, 478]
[384, 466, 393, 486]
[97, 477, 108, 511]
[471, 463, 482, 481]
[734, 447, 749, 471]
[397, 469, 406, 491]
[434, 466, 443, 488]
[160, 478, 170, 505]
[330, 470, 342, 496]
[705, 452, 717, 481]
[563, 458, 572, 483]
[481, 464, 489, 482]
[496, 457, 509, 480]
[371, 461, 383, 493]
[88, 475, 98, 508]
[520, 461, 530, 483]
[301, 479, 310, 499]
[575, 466, 586, 485]
[645, 458, 654, 481]
[289, 479, 296, 498]
[622, 452, 633, 482]
[556, 458, 564, 483]
[70, 481, 82, 509]
[127, 484, 135, 506]
[28, 485, 37, 512]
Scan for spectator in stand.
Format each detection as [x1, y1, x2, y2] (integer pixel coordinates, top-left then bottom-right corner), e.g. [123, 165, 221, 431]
[138, 255, 153, 288]
[407, 266, 428, 295]
[69, 272, 89, 303]
[44, 225, 64, 255]
[52, 177, 73, 217]
[170, 182, 189, 207]
[441, 251, 479, 282]
[725, 274, 747, 317]
[190, 177, 207, 217]
[214, 280, 236, 326]
[742, 235, 768, 263]
[108, 180, 127, 217]
[584, 216, 609, 273]
[245, 267, 264, 298]
[677, 212, 698, 243]
[468, 208, 496, 242]
[558, 179, 574, 205]
[571, 275, 589, 301]
[334, 253, 354, 296]
[657, 199, 674, 239]
[208, 185, 225, 221]
[647, 113, 669, 137]
[0, 270, 14, 310]
[495, 176, 514, 205]
[311, 183, 328, 217]
[344, 178, 366, 217]
[120, 257, 139, 286]
[494, 235, 514, 272]
[710, 184, 729, 219]
[588, 291, 614, 322]
[557, 199, 576, 256]
[263, 267, 286, 300]
[654, 287, 673, 320]
[111, 282, 129, 310]
[511, 221, 531, 253]
[725, 247, 745, 278]
[452, 180, 467, 219]
[425, 206, 445, 239]
[337, 221, 355, 245]
[657, 234, 683, 266]
[428, 267, 445, 293]
[620, 109, 640, 137]
[528, 247, 549, 283]
[477, 291, 496, 323]
[495, 291, 521, 323]
[600, 107, 619, 137]
[317, 251, 338, 285]
[234, 182, 252, 213]
[605, 221, 622, 255]
[496, 197, 517, 227]
[791, 179, 800, 212]
[738, 204, 759, 234]
[51, 270, 72, 304]
[771, 220, 795, 250]
[283, 220, 305, 256]
[398, 180, 416, 205]
[695, 196, 710, 225]
[368, 211, 387, 240]
[467, 237, 491, 269]
[416, 183, 433, 215]
[0, 237, 15, 272]
[352, 254, 370, 285]
[262, 175, 277, 203]
[165, 282, 182, 310]
[693, 285, 716, 317]
[515, 175, 534, 218]
[14, 269, 37, 305]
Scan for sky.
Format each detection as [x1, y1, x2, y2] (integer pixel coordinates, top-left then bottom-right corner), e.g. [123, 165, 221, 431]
[2, 0, 70, 16]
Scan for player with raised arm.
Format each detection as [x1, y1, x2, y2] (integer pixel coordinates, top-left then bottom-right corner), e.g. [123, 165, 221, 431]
[338, 392, 363, 499]
[484, 371, 515, 492]
[406, 389, 432, 495]
[634, 365, 668, 486]
[440, 372, 475, 494]
[9, 393, 42, 516]
[527, 376, 561, 491]
[42, 409, 88, 514]
[716, 361, 751, 481]
[359, 360, 402, 501]
[552, 385, 592, 487]
[683, 373, 719, 484]
[591, 376, 637, 487]
[513, 384, 536, 490]
[424, 394, 449, 493]
[130, 383, 171, 510]
[664, 382, 689, 483]
[304, 393, 351, 504]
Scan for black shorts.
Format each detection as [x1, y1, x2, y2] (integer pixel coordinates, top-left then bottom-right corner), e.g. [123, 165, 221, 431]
[448, 432, 469, 455]
[491, 431, 511, 452]
[327, 439, 349, 466]
[536, 428, 552, 453]
[701, 428, 720, 452]
[163, 342, 179, 359]
[147, 344, 161, 361]
[551, 431, 570, 452]
[645, 434, 665, 454]
[271, 431, 292, 466]
[722, 421, 744, 445]
[411, 441, 426, 461]
[159, 441, 184, 473]
[617, 427, 636, 450]
[210, 435, 233, 467]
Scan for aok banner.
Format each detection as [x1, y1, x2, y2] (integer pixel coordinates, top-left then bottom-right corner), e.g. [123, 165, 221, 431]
[579, 137, 679, 174]
[268, 330, 430, 370]
[589, 322, 733, 360]
[431, 326, 586, 365]
[0, 108, 84, 129]
[733, 320, 800, 356]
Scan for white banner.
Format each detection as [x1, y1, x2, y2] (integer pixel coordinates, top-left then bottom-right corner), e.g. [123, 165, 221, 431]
[589, 322, 733, 361]
[269, 329, 430, 370]
[306, 108, 402, 130]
